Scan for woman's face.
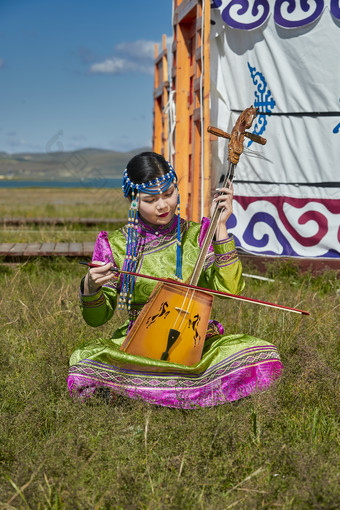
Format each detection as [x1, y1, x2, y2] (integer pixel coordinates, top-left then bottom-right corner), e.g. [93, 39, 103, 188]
[137, 183, 178, 228]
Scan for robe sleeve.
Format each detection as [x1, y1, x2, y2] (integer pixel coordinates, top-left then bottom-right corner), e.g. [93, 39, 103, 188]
[197, 217, 245, 295]
[79, 231, 120, 327]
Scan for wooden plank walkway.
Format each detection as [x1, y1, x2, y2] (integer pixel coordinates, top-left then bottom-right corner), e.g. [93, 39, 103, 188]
[0, 242, 339, 275]
[0, 217, 125, 226]
[0, 242, 95, 257]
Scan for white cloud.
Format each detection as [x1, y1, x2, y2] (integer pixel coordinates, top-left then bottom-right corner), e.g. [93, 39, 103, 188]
[90, 56, 154, 75]
[89, 37, 172, 76]
[90, 57, 131, 74]
[115, 40, 155, 61]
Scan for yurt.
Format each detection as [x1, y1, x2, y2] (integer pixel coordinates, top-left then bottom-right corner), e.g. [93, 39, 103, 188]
[153, 0, 340, 270]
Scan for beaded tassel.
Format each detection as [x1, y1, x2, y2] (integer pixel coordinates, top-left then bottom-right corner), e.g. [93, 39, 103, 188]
[175, 178, 182, 281]
[119, 162, 182, 310]
[118, 189, 140, 311]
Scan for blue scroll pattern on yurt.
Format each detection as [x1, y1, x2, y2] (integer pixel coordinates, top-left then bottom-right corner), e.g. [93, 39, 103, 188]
[247, 63, 276, 146]
[211, 0, 340, 29]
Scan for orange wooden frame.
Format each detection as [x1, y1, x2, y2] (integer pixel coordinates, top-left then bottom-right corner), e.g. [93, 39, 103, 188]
[153, 34, 169, 160]
[152, 0, 211, 222]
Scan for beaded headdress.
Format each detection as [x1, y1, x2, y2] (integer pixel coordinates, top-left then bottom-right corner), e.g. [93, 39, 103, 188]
[118, 162, 182, 311]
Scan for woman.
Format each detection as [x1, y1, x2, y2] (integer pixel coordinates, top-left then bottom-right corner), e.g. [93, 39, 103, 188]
[67, 152, 282, 407]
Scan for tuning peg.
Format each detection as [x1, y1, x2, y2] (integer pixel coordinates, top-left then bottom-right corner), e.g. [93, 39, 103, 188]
[208, 125, 266, 145]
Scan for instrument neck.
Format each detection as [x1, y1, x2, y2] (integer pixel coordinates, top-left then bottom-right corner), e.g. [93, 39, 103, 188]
[189, 161, 235, 286]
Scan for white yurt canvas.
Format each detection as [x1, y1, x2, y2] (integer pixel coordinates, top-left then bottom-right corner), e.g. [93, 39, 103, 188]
[209, 1, 340, 258]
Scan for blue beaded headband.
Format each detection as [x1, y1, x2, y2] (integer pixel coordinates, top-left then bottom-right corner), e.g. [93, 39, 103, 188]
[118, 163, 182, 311]
[122, 167, 177, 196]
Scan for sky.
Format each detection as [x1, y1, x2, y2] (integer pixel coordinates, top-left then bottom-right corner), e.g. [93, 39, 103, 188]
[0, 0, 173, 154]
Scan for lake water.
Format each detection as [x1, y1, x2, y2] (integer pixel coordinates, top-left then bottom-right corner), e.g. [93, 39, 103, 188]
[0, 179, 122, 188]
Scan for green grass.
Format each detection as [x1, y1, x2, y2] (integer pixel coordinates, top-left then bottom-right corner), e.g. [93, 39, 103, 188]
[0, 257, 339, 509]
[0, 188, 129, 220]
[0, 188, 129, 243]
[0, 189, 339, 508]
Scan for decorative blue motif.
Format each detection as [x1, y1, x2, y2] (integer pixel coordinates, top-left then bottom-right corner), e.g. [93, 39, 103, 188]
[333, 99, 340, 133]
[211, 0, 336, 28]
[247, 63, 276, 146]
[220, 0, 270, 30]
[330, 0, 340, 19]
[274, 0, 324, 28]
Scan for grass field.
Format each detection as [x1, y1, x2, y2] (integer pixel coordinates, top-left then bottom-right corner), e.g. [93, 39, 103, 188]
[0, 188, 129, 243]
[0, 189, 339, 509]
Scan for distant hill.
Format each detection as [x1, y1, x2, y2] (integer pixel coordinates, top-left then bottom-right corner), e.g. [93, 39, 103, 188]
[0, 147, 151, 180]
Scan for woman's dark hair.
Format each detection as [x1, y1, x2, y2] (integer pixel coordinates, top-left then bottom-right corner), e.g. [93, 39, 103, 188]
[126, 152, 170, 185]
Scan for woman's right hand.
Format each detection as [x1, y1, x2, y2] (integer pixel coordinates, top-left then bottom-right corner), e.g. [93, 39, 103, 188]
[84, 261, 114, 294]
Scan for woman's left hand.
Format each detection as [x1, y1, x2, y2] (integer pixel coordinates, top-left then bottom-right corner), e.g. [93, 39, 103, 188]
[210, 181, 234, 241]
[210, 182, 233, 222]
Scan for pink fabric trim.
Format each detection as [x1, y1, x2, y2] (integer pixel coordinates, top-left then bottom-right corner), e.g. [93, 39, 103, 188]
[198, 218, 233, 251]
[92, 231, 116, 265]
[67, 360, 282, 408]
[209, 319, 225, 335]
[198, 217, 212, 250]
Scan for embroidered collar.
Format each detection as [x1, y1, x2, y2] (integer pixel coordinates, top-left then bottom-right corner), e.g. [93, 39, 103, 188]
[137, 214, 178, 236]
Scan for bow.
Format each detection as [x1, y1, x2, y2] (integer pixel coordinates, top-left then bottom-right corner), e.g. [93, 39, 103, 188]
[79, 262, 310, 316]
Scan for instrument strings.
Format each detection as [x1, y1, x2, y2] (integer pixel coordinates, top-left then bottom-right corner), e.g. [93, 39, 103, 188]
[172, 158, 236, 333]
[171, 287, 196, 332]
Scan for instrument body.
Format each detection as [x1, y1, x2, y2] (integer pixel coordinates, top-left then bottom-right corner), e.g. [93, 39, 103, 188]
[120, 281, 213, 365]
